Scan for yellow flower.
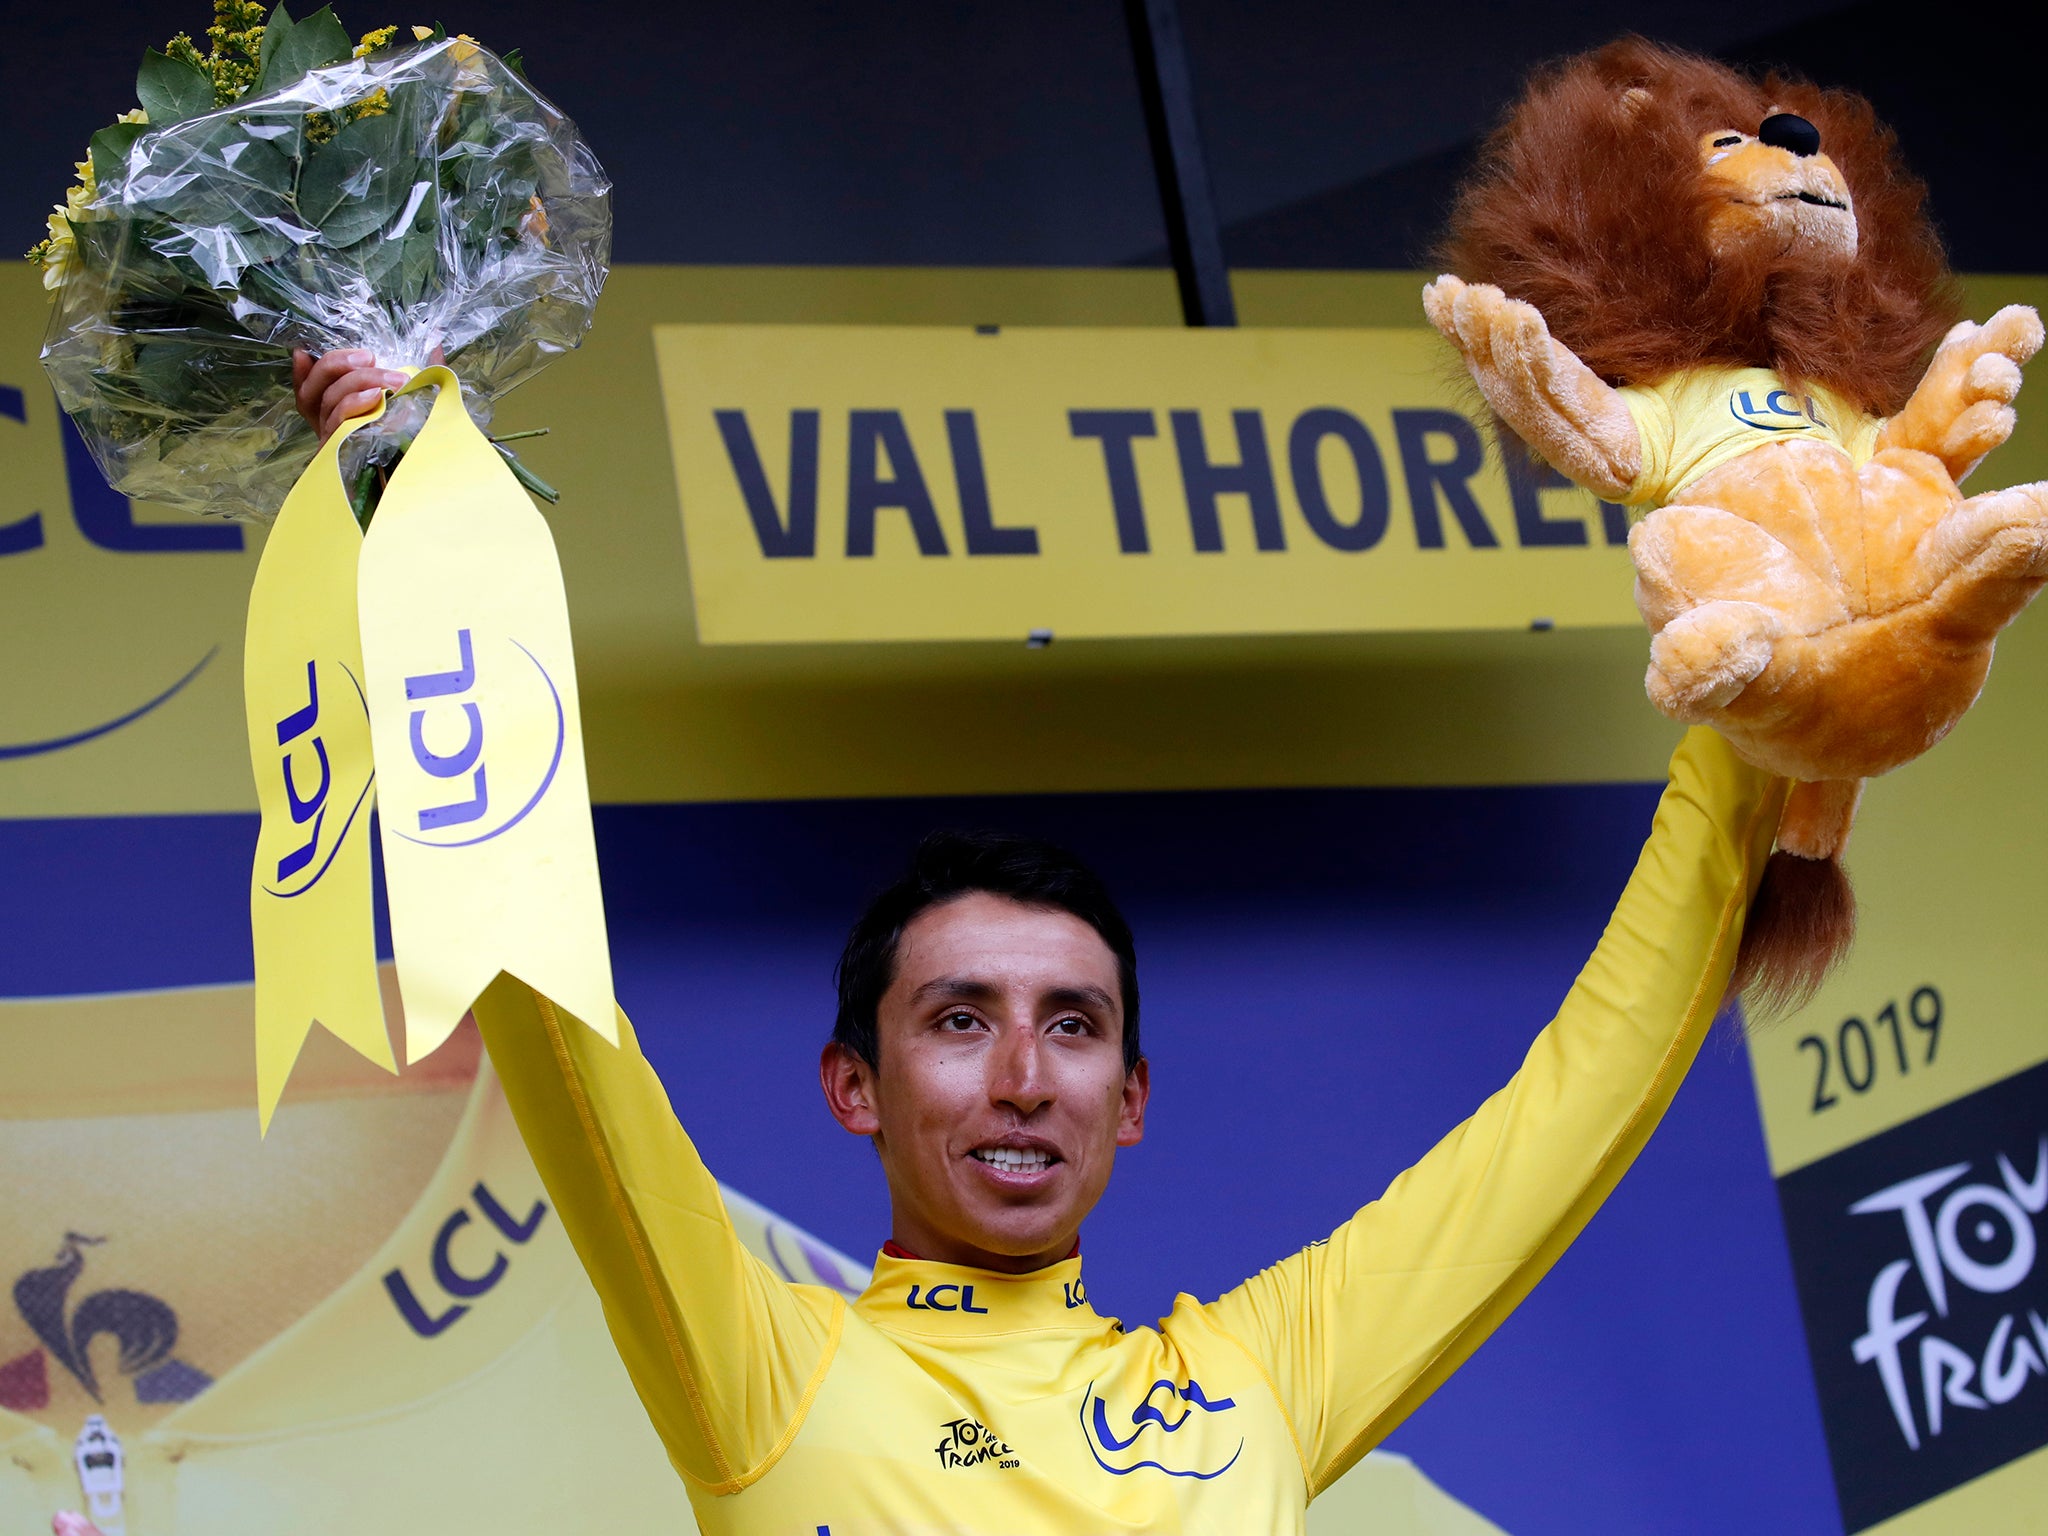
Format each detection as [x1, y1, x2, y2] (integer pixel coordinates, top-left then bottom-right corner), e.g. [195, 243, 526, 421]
[411, 25, 433, 40]
[450, 32, 480, 64]
[354, 24, 397, 58]
[518, 195, 550, 243]
[58, 155, 102, 229]
[117, 108, 149, 126]
[38, 208, 77, 292]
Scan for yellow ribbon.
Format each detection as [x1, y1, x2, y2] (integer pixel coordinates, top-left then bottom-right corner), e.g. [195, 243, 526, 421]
[244, 368, 616, 1128]
[244, 401, 397, 1129]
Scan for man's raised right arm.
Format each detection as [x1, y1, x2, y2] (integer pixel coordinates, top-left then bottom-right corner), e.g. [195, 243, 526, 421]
[469, 976, 840, 1495]
[299, 355, 839, 1495]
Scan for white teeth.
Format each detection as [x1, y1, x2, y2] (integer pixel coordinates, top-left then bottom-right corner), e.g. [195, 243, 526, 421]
[973, 1148, 1053, 1173]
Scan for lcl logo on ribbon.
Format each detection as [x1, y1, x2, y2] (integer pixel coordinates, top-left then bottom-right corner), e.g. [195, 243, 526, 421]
[395, 628, 568, 850]
[265, 658, 374, 895]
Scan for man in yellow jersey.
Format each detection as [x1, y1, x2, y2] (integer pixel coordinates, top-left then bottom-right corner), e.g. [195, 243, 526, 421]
[293, 358, 1787, 1534]
[12, 980, 1490, 1536]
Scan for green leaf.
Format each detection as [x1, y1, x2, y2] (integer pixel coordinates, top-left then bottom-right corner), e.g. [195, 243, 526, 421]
[89, 122, 148, 188]
[501, 48, 526, 79]
[64, 219, 128, 275]
[253, 3, 351, 96]
[396, 224, 440, 304]
[136, 48, 216, 126]
[234, 132, 299, 199]
[256, 3, 295, 78]
[300, 109, 415, 245]
[121, 118, 295, 234]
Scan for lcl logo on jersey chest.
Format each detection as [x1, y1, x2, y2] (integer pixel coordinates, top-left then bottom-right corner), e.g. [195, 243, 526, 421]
[904, 1283, 989, 1314]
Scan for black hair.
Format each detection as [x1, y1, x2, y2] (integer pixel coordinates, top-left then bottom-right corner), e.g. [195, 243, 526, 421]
[831, 829, 1141, 1075]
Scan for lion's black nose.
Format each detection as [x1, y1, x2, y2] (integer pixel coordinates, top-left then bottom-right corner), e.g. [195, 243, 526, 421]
[1759, 113, 1822, 157]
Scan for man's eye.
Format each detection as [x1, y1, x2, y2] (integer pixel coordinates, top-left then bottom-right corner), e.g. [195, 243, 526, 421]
[1049, 1017, 1089, 1036]
[940, 1011, 980, 1031]
[1713, 134, 1743, 147]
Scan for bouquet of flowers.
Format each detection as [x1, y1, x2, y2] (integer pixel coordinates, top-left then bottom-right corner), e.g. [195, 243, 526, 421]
[31, 1, 610, 522]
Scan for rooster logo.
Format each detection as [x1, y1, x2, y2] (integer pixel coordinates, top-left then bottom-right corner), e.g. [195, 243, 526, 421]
[8, 1233, 210, 1405]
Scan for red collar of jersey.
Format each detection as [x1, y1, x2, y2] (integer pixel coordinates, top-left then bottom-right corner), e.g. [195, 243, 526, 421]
[881, 1239, 1080, 1263]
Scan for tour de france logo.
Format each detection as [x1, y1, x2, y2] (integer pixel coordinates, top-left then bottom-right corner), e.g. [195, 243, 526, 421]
[932, 1416, 1017, 1470]
[389, 627, 566, 850]
[262, 657, 374, 897]
[1776, 1058, 2048, 1532]
[1078, 1376, 1243, 1480]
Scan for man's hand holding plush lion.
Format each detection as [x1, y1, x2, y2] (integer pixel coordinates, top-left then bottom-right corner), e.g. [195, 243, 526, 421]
[1427, 39, 2048, 1009]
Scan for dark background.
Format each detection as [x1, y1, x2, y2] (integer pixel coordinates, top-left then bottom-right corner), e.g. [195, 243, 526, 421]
[6, 0, 2045, 273]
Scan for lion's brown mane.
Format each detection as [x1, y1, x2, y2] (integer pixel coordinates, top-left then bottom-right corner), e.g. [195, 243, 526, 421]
[1436, 37, 1958, 417]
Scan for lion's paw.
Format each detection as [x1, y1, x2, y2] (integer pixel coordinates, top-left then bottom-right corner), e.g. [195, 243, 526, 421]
[1645, 600, 1780, 719]
[1422, 276, 1553, 375]
[1885, 305, 2044, 480]
[1422, 274, 1467, 340]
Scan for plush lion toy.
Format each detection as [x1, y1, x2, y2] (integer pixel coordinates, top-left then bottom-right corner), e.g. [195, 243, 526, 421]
[1426, 37, 2048, 1012]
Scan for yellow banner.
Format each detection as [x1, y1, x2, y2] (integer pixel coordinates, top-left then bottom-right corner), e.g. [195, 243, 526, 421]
[655, 324, 1638, 645]
[242, 408, 395, 1127]
[1741, 603, 2048, 1529]
[357, 368, 617, 1062]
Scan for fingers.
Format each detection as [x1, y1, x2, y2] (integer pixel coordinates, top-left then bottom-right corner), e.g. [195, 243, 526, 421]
[1935, 318, 1979, 353]
[1422, 276, 1554, 382]
[54, 1513, 103, 1536]
[295, 349, 372, 421]
[1921, 483, 2048, 646]
[1924, 482, 2048, 578]
[1979, 304, 2045, 367]
[1497, 297, 1556, 382]
[319, 367, 406, 440]
[1941, 398, 2018, 477]
[294, 349, 409, 445]
[1645, 599, 1781, 719]
[1965, 352, 2024, 405]
[1449, 282, 1505, 365]
[1422, 274, 1465, 340]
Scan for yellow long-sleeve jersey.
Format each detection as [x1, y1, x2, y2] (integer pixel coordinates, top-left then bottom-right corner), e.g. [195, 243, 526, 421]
[470, 727, 1783, 1534]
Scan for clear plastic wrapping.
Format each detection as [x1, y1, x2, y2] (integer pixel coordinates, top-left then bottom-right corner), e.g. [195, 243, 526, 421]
[40, 31, 610, 522]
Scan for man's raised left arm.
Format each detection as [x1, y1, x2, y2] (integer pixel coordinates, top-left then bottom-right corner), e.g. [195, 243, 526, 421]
[1197, 727, 1784, 1498]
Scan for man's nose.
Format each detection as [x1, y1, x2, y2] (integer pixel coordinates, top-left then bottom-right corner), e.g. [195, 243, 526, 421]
[1758, 113, 1821, 157]
[990, 1026, 1053, 1113]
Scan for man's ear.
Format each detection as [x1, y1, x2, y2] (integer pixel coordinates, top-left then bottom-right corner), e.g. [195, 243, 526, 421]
[1115, 1057, 1150, 1148]
[820, 1041, 881, 1137]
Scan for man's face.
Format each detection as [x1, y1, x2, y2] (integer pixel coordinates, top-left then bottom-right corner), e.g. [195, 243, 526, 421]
[820, 891, 1148, 1273]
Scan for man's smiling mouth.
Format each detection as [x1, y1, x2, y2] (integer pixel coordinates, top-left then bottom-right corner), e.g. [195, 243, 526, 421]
[971, 1147, 1059, 1173]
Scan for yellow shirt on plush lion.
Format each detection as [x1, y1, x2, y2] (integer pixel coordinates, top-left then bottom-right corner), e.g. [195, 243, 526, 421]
[1424, 38, 2048, 1010]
